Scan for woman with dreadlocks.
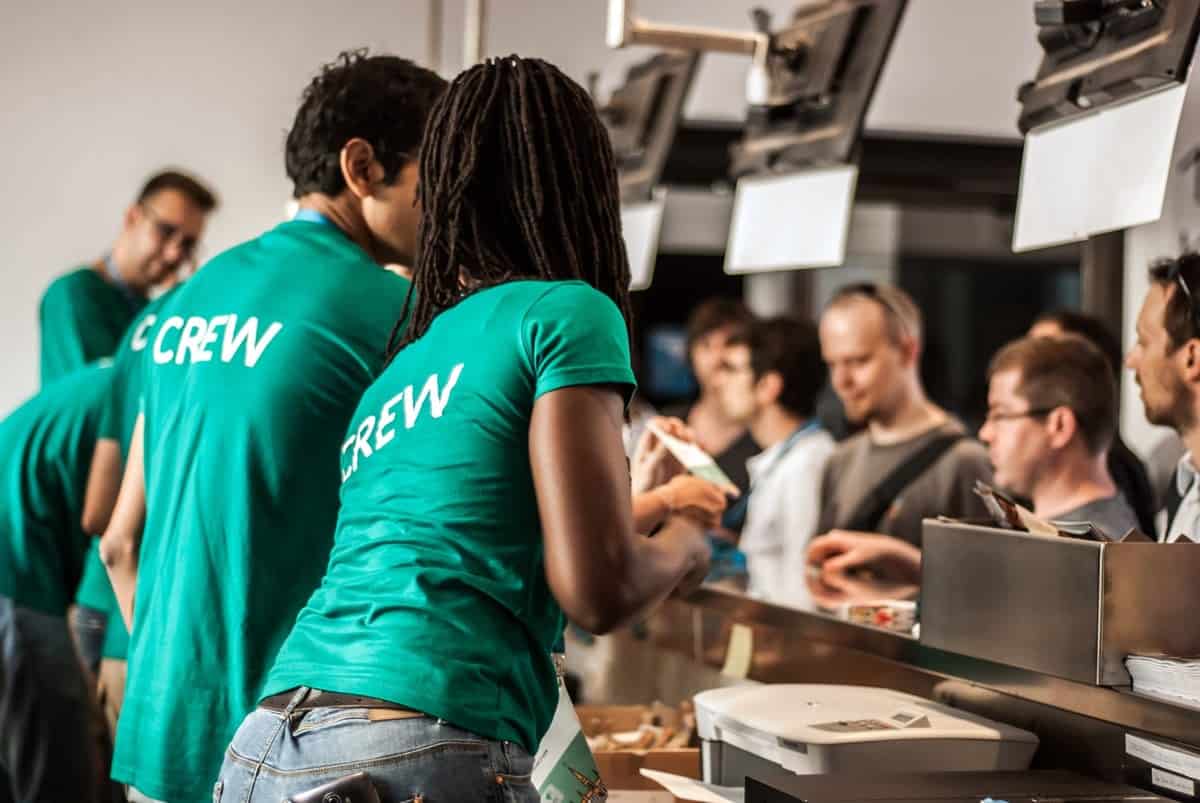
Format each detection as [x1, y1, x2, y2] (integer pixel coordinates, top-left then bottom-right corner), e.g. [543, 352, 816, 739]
[216, 56, 711, 801]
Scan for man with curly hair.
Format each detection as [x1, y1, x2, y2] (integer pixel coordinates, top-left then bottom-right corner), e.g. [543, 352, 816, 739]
[99, 51, 445, 802]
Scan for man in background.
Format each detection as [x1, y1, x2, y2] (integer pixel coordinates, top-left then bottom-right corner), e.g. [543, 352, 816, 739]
[39, 170, 217, 384]
[809, 284, 991, 578]
[982, 335, 1138, 537]
[667, 298, 759, 494]
[55, 170, 216, 690]
[1030, 309, 1157, 535]
[716, 317, 834, 603]
[1127, 253, 1200, 542]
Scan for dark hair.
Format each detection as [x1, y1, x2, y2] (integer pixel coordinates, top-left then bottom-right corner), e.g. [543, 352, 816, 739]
[728, 317, 825, 418]
[285, 49, 446, 199]
[137, 170, 218, 212]
[1148, 252, 1200, 351]
[685, 298, 753, 355]
[388, 56, 632, 354]
[988, 335, 1116, 456]
[1033, 309, 1122, 378]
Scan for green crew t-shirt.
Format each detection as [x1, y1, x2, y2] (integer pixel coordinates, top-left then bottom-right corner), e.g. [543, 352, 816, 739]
[266, 280, 635, 753]
[40, 267, 144, 385]
[0, 363, 113, 617]
[112, 219, 412, 803]
[74, 291, 177, 657]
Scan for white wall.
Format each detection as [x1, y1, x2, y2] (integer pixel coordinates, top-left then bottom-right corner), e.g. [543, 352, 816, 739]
[0, 0, 1041, 414]
[0, 0, 440, 413]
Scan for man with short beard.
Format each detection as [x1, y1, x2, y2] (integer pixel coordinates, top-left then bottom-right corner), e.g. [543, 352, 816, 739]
[1127, 253, 1200, 541]
[812, 284, 992, 555]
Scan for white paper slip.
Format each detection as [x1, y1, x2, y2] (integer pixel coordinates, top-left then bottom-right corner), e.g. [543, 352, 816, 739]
[608, 793, 676, 803]
[1153, 768, 1196, 797]
[1127, 733, 1200, 781]
[645, 420, 735, 489]
[639, 769, 745, 803]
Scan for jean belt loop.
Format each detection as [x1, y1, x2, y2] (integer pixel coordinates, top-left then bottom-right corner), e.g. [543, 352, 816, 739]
[282, 686, 311, 719]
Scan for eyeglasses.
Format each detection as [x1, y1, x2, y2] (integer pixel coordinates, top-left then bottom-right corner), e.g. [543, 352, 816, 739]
[717, 360, 754, 376]
[1167, 260, 1200, 337]
[983, 407, 1058, 426]
[141, 203, 199, 257]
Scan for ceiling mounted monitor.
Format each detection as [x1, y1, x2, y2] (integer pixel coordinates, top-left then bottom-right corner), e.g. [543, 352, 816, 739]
[1013, 81, 1187, 252]
[599, 50, 700, 203]
[1017, 0, 1200, 133]
[730, 0, 907, 177]
[622, 195, 667, 291]
[725, 165, 859, 273]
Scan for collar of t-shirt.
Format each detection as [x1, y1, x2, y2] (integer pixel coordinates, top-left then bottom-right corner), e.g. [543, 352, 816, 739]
[293, 208, 333, 226]
[104, 253, 143, 311]
[721, 421, 818, 534]
[1168, 452, 1199, 543]
[746, 420, 821, 486]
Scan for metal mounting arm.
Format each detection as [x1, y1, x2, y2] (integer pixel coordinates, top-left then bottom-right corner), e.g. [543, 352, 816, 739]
[606, 0, 771, 101]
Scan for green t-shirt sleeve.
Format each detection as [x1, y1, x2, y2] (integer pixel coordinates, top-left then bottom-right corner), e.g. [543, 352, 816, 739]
[96, 372, 122, 441]
[39, 276, 120, 385]
[521, 282, 636, 404]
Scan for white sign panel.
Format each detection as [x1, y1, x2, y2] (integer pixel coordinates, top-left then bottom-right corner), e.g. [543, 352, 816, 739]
[1014, 83, 1187, 252]
[725, 164, 859, 274]
[622, 197, 666, 291]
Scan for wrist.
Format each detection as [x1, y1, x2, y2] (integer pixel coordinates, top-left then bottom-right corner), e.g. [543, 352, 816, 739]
[655, 483, 677, 516]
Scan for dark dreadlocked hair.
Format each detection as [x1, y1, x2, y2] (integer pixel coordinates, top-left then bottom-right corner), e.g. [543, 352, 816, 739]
[386, 55, 633, 357]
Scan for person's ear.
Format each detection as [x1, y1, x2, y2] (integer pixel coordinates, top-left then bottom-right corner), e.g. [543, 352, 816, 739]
[1045, 406, 1076, 451]
[757, 371, 784, 406]
[1183, 340, 1200, 383]
[339, 138, 384, 200]
[899, 334, 921, 368]
[123, 203, 141, 230]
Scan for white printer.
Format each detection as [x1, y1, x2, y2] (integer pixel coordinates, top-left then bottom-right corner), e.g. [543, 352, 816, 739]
[695, 685, 1039, 788]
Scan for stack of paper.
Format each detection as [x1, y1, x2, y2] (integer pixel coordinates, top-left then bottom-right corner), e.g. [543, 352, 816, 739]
[1127, 655, 1200, 709]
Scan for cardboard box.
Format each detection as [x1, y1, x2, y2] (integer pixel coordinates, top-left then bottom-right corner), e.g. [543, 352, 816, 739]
[596, 748, 700, 802]
[576, 703, 686, 736]
[576, 704, 700, 802]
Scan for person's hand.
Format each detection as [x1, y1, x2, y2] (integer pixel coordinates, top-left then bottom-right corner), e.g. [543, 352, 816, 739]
[662, 516, 712, 598]
[805, 563, 920, 610]
[657, 475, 729, 529]
[806, 530, 922, 585]
[630, 416, 693, 494]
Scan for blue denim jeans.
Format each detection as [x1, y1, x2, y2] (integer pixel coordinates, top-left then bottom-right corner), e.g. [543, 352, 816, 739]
[216, 690, 538, 802]
[69, 603, 108, 675]
[0, 596, 98, 803]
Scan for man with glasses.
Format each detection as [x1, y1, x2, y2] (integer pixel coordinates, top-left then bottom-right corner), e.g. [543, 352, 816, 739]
[37, 170, 217, 722]
[38, 169, 217, 384]
[806, 284, 991, 580]
[1128, 253, 1200, 542]
[714, 317, 834, 603]
[981, 335, 1137, 537]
